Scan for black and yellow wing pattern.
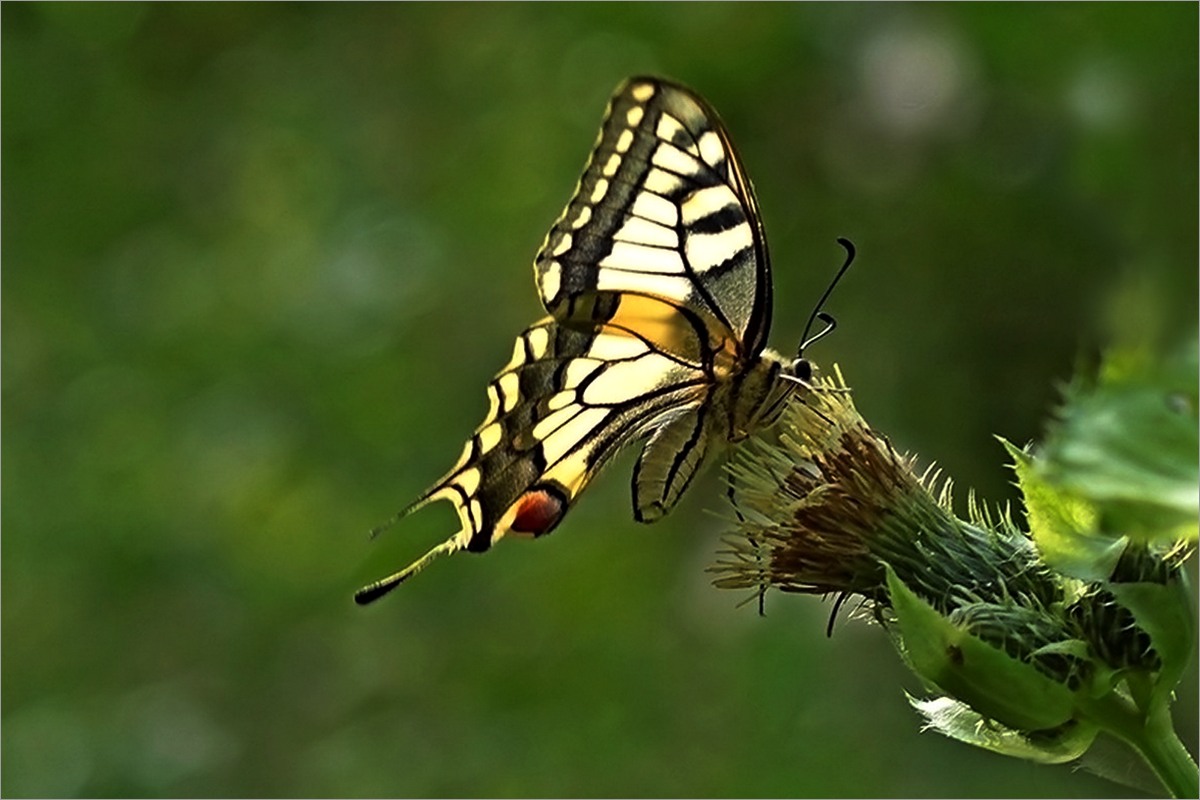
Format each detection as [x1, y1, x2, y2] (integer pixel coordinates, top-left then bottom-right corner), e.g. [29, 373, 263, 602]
[356, 77, 801, 605]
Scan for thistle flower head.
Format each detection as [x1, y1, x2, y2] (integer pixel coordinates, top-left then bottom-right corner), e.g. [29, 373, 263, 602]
[710, 364, 1197, 794]
[713, 367, 1062, 625]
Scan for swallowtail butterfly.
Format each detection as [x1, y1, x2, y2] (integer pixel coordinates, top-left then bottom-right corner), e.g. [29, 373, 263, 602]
[356, 76, 825, 604]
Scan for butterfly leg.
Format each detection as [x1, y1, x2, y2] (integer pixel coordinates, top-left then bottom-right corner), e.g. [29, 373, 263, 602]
[724, 459, 768, 616]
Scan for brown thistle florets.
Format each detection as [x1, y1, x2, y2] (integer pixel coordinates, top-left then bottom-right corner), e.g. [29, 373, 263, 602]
[710, 368, 1176, 691]
[713, 369, 1060, 619]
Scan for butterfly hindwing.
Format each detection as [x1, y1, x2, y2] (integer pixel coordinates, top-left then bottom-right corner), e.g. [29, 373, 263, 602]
[354, 305, 714, 603]
[631, 404, 713, 524]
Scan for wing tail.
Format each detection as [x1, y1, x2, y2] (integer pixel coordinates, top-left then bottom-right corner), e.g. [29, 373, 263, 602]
[354, 536, 464, 605]
[367, 488, 442, 540]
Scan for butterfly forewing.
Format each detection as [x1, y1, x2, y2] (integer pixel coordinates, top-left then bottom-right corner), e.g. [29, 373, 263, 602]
[534, 77, 772, 360]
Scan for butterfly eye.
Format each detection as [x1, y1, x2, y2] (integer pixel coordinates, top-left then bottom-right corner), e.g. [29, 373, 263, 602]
[790, 358, 814, 383]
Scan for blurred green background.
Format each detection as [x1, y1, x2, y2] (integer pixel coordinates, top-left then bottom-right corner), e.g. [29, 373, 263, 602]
[4, 3, 1196, 797]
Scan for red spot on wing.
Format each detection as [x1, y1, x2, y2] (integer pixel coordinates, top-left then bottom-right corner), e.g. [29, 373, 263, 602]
[510, 489, 566, 537]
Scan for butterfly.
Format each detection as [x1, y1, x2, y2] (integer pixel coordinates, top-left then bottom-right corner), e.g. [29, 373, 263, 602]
[355, 76, 840, 605]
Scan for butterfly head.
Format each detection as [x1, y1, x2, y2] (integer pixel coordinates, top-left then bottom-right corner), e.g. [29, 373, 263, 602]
[728, 348, 803, 439]
[788, 354, 816, 385]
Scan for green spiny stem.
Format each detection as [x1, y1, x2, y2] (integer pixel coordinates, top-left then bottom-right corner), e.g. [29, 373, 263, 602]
[1077, 692, 1198, 798]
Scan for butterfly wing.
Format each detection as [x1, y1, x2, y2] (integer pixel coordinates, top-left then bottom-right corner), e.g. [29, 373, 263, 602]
[534, 76, 773, 360]
[355, 295, 715, 604]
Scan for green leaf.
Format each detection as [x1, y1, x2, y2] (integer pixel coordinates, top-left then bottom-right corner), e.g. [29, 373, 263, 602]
[1108, 578, 1197, 711]
[886, 565, 1079, 732]
[1000, 437, 1127, 581]
[1039, 343, 1199, 546]
[1077, 732, 1170, 796]
[909, 695, 1097, 764]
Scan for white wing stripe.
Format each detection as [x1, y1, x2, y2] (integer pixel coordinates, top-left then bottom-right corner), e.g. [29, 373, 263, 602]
[539, 260, 562, 306]
[531, 404, 584, 442]
[630, 193, 679, 227]
[651, 143, 704, 179]
[596, 270, 695, 301]
[497, 372, 520, 413]
[655, 114, 690, 148]
[612, 216, 678, 249]
[697, 130, 726, 169]
[598, 241, 685, 274]
[477, 423, 502, 456]
[680, 184, 740, 225]
[644, 168, 686, 196]
[540, 407, 612, 467]
[582, 358, 674, 405]
[686, 224, 754, 274]
[563, 359, 600, 390]
[526, 326, 550, 359]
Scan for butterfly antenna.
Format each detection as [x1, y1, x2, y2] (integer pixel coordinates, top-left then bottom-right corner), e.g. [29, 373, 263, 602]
[797, 237, 856, 356]
[724, 462, 767, 616]
[354, 536, 462, 605]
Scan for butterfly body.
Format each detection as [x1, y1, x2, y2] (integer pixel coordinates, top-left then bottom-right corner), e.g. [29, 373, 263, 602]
[356, 77, 807, 604]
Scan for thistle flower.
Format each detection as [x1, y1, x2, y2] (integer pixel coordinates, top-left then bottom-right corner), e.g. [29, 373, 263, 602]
[711, 361, 1197, 797]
